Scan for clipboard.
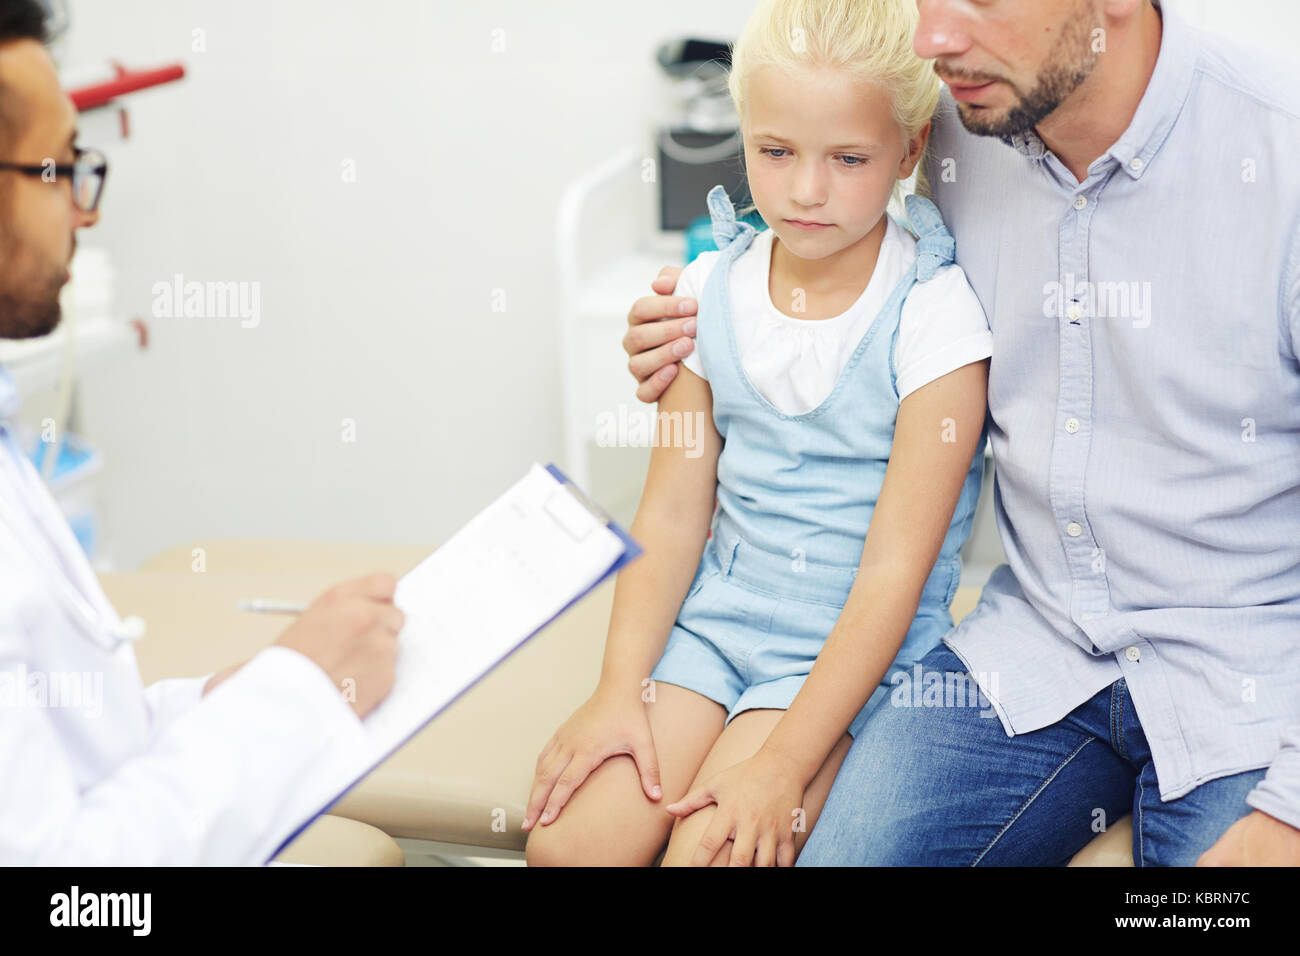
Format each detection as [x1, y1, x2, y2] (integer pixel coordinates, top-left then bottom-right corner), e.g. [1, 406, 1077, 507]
[261, 462, 641, 863]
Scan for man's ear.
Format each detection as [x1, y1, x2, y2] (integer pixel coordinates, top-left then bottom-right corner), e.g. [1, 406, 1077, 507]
[899, 121, 931, 179]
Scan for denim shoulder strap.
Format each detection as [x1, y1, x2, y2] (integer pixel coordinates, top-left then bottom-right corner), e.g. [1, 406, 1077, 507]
[885, 194, 960, 394]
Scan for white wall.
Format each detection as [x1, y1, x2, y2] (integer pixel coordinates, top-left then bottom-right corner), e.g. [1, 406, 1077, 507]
[1177, 0, 1300, 45]
[61, 0, 755, 566]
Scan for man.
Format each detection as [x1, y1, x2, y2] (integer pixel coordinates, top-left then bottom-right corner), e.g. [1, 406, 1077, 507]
[624, 0, 1300, 865]
[0, 1, 402, 864]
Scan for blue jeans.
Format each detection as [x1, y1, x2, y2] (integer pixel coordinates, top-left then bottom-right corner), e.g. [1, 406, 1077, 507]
[798, 645, 1265, 866]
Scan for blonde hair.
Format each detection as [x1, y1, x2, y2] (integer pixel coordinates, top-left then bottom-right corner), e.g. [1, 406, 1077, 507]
[727, 0, 941, 208]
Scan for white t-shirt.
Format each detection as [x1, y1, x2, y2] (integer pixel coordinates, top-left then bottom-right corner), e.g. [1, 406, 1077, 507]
[679, 216, 992, 413]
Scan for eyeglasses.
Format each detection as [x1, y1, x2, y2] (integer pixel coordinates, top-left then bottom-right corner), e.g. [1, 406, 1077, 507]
[0, 146, 108, 213]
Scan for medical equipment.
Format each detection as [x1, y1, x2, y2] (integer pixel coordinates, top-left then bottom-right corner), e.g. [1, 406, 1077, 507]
[653, 36, 751, 231]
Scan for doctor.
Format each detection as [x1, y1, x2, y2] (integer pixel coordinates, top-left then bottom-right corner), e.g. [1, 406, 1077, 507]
[0, 2, 403, 865]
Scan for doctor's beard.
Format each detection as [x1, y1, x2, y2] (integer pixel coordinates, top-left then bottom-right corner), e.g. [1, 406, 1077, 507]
[0, 226, 64, 340]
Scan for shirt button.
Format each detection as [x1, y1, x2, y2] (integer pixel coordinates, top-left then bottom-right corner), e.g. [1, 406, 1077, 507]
[1125, 646, 1141, 662]
[1080, 613, 1092, 622]
[1073, 195, 1088, 210]
[1065, 418, 1080, 433]
[1066, 522, 1083, 537]
[1129, 157, 1145, 172]
[1067, 303, 1084, 321]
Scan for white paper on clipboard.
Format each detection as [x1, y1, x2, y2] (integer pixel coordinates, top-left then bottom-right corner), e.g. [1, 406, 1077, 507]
[255, 462, 638, 863]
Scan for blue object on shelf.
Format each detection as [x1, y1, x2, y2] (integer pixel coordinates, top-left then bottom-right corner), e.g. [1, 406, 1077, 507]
[28, 433, 94, 475]
[26, 432, 103, 558]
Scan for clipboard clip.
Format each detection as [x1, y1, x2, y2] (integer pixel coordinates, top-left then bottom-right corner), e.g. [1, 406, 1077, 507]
[542, 462, 644, 562]
[543, 465, 615, 542]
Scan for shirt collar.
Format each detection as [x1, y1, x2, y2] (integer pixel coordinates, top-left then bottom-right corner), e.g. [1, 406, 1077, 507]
[1001, 0, 1199, 181]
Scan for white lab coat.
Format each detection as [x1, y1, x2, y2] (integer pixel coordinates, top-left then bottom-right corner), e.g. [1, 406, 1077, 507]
[0, 398, 360, 864]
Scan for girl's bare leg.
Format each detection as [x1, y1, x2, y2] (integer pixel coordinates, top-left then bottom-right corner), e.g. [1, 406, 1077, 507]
[525, 682, 727, 866]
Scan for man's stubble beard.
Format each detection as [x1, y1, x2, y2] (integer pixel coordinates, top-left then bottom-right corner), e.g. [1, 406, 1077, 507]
[0, 228, 64, 340]
[952, 2, 1100, 139]
[0, 285, 62, 339]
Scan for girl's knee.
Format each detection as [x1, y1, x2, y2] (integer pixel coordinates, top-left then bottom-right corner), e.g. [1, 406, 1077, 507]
[523, 822, 572, 867]
[524, 783, 673, 866]
[525, 809, 653, 866]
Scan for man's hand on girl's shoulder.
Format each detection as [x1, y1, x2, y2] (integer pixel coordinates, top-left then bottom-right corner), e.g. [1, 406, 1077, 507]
[623, 266, 697, 404]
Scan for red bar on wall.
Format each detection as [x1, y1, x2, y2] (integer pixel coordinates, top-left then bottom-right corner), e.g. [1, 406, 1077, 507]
[67, 63, 186, 112]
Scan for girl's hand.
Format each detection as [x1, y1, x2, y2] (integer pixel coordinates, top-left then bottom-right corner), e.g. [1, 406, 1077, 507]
[1198, 810, 1300, 866]
[666, 750, 807, 866]
[521, 686, 662, 831]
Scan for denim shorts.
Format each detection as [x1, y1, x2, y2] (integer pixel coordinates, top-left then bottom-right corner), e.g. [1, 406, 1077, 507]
[649, 525, 936, 739]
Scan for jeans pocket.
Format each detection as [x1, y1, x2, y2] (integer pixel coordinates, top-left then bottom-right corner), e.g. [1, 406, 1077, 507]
[684, 549, 721, 602]
[920, 558, 961, 608]
[943, 560, 962, 607]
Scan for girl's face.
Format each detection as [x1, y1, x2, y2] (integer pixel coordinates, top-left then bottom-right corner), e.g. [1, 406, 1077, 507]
[742, 64, 926, 262]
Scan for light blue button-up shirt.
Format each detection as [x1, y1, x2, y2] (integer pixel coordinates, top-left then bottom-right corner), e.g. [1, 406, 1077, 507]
[927, 0, 1300, 822]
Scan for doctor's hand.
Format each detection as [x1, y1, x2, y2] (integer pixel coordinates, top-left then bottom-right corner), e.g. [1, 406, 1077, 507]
[521, 685, 662, 831]
[623, 265, 696, 404]
[273, 573, 405, 720]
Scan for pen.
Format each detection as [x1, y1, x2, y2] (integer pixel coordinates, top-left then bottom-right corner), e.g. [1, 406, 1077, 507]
[236, 599, 309, 615]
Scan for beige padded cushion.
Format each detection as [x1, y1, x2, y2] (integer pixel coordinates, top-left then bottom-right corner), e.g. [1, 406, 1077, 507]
[271, 814, 404, 866]
[1066, 816, 1134, 866]
[108, 538, 1130, 864]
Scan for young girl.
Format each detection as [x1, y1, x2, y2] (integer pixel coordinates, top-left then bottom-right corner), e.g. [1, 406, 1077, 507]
[525, 0, 991, 866]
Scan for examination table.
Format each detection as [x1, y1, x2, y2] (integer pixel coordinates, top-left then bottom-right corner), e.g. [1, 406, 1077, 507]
[99, 539, 1132, 867]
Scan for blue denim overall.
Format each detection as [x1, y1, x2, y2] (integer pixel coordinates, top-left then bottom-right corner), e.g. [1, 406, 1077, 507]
[650, 185, 987, 738]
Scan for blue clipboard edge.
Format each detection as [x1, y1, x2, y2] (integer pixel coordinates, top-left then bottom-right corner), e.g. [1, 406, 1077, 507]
[266, 461, 642, 861]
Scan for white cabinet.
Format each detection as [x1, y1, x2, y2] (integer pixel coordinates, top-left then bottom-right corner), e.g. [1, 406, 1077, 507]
[556, 145, 686, 521]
